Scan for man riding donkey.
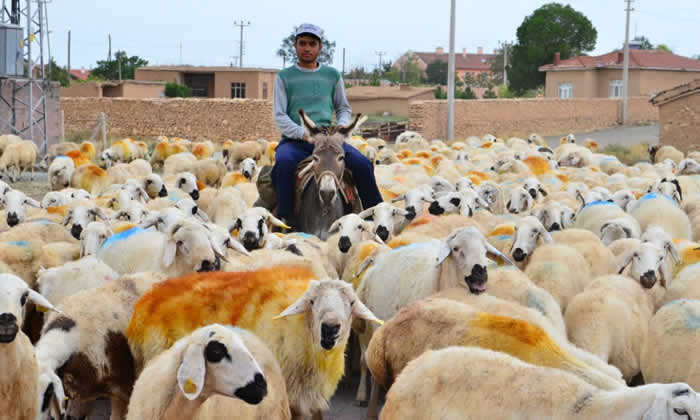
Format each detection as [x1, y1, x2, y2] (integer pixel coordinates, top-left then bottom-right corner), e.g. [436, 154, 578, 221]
[270, 23, 383, 231]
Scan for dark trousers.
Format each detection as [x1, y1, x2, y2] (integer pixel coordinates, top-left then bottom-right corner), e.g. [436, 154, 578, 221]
[272, 138, 383, 218]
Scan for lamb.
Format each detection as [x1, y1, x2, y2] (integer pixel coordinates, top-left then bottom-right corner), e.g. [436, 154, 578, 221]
[170, 171, 202, 201]
[0, 140, 37, 182]
[223, 141, 262, 170]
[649, 144, 684, 164]
[381, 346, 700, 420]
[0, 189, 41, 227]
[642, 299, 700, 390]
[71, 163, 109, 195]
[506, 186, 535, 214]
[191, 140, 215, 160]
[326, 214, 382, 276]
[358, 203, 410, 242]
[35, 271, 168, 420]
[36, 255, 119, 307]
[98, 221, 227, 276]
[231, 207, 290, 252]
[126, 324, 290, 420]
[574, 200, 638, 241]
[564, 274, 655, 382]
[126, 270, 381, 420]
[48, 156, 75, 191]
[0, 274, 60, 420]
[163, 152, 198, 177]
[629, 193, 692, 240]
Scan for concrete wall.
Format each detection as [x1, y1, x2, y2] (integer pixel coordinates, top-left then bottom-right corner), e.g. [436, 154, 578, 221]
[121, 83, 165, 99]
[61, 82, 103, 98]
[639, 70, 700, 96]
[349, 91, 434, 118]
[0, 80, 61, 149]
[658, 93, 700, 154]
[62, 97, 279, 142]
[134, 69, 183, 84]
[546, 69, 700, 98]
[409, 97, 657, 140]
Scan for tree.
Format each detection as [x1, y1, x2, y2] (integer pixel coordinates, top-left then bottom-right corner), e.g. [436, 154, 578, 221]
[634, 36, 654, 49]
[509, 3, 597, 94]
[425, 59, 448, 85]
[91, 50, 148, 80]
[459, 86, 477, 100]
[46, 58, 69, 87]
[276, 26, 336, 66]
[656, 44, 673, 54]
[165, 82, 192, 98]
[489, 43, 513, 85]
[398, 53, 422, 85]
[483, 89, 498, 99]
[476, 72, 494, 89]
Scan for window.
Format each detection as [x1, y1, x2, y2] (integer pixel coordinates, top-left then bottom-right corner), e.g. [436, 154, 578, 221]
[262, 82, 268, 100]
[559, 82, 573, 99]
[610, 80, 624, 98]
[231, 82, 246, 98]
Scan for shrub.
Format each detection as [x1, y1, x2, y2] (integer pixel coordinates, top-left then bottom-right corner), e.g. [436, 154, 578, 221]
[165, 82, 192, 98]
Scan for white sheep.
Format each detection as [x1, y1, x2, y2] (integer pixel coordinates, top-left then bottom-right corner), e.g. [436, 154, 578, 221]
[678, 159, 700, 175]
[240, 157, 258, 181]
[36, 255, 119, 307]
[0, 189, 41, 227]
[390, 184, 433, 222]
[97, 220, 227, 276]
[41, 191, 71, 209]
[326, 214, 382, 276]
[381, 346, 700, 420]
[0, 140, 37, 182]
[35, 271, 168, 420]
[63, 205, 109, 240]
[506, 186, 535, 214]
[600, 216, 642, 245]
[48, 156, 75, 191]
[142, 173, 168, 199]
[231, 207, 290, 252]
[126, 324, 290, 420]
[0, 273, 60, 420]
[630, 193, 692, 240]
[358, 202, 409, 242]
[427, 189, 490, 217]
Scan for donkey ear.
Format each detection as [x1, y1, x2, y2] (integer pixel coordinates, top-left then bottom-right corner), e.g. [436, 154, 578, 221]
[299, 109, 320, 138]
[337, 113, 363, 136]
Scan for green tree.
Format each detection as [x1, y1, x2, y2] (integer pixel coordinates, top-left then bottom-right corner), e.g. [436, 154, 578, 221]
[483, 89, 498, 99]
[425, 59, 448, 85]
[476, 72, 493, 89]
[400, 53, 422, 85]
[459, 86, 477, 100]
[276, 26, 336, 66]
[509, 3, 597, 94]
[91, 51, 148, 80]
[47, 58, 70, 87]
[462, 72, 476, 87]
[656, 44, 673, 54]
[164, 82, 192, 98]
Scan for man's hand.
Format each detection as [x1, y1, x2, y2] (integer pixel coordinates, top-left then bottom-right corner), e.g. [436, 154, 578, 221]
[302, 133, 310, 142]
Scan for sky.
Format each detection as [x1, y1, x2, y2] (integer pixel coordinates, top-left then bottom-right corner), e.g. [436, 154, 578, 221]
[47, 0, 700, 72]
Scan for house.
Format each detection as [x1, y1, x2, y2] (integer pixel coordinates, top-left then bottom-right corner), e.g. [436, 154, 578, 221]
[650, 79, 700, 154]
[69, 68, 92, 81]
[394, 47, 497, 80]
[345, 84, 436, 117]
[539, 49, 700, 99]
[61, 80, 166, 98]
[134, 66, 277, 99]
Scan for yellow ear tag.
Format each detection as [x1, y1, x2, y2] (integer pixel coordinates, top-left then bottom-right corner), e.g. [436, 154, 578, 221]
[373, 319, 384, 326]
[231, 228, 239, 236]
[280, 223, 292, 230]
[184, 378, 197, 394]
[36, 305, 50, 313]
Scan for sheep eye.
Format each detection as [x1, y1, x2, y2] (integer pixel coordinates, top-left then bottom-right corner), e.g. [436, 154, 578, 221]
[205, 341, 230, 363]
[357, 225, 363, 230]
[453, 247, 459, 252]
[350, 300, 355, 306]
[309, 299, 315, 306]
[633, 253, 639, 259]
[20, 292, 28, 306]
[177, 240, 184, 247]
[146, 180, 152, 184]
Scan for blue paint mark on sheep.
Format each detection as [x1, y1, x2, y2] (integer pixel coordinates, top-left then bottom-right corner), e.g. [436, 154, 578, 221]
[100, 227, 145, 249]
[295, 232, 314, 239]
[167, 194, 180, 202]
[582, 200, 616, 209]
[8, 240, 28, 247]
[631, 193, 679, 211]
[493, 235, 512, 241]
[30, 219, 52, 225]
[683, 303, 700, 330]
[526, 291, 547, 317]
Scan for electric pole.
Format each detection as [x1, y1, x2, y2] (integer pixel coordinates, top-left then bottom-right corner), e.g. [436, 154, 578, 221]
[447, 0, 456, 140]
[234, 20, 250, 67]
[503, 42, 509, 86]
[67, 30, 71, 79]
[108, 34, 111, 62]
[179, 41, 183, 64]
[622, 0, 634, 125]
[375, 51, 386, 71]
[342, 47, 346, 75]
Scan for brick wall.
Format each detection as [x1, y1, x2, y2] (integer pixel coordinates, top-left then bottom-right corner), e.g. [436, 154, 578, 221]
[62, 97, 280, 142]
[658, 93, 700, 154]
[409, 97, 658, 140]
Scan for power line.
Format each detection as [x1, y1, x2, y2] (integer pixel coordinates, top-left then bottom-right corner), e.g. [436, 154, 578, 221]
[234, 20, 250, 67]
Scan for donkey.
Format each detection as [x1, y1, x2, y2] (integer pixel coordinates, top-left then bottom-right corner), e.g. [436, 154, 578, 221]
[296, 109, 363, 240]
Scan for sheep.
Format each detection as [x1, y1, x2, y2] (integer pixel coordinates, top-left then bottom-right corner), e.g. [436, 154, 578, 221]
[187, 158, 227, 187]
[97, 221, 227, 277]
[126, 324, 290, 420]
[191, 140, 215, 160]
[551, 228, 617, 276]
[38, 241, 80, 269]
[506, 186, 535, 214]
[366, 297, 625, 404]
[0, 189, 41, 227]
[600, 217, 642, 245]
[142, 173, 168, 199]
[390, 185, 433, 222]
[531, 201, 571, 232]
[35, 255, 119, 307]
[163, 152, 198, 177]
[231, 207, 290, 252]
[169, 171, 201, 201]
[650, 144, 684, 164]
[659, 263, 700, 306]
[642, 299, 700, 390]
[558, 146, 594, 168]
[71, 163, 109, 195]
[574, 199, 632, 236]
[126, 270, 381, 420]
[522, 176, 549, 201]
[0, 140, 37, 182]
[0, 274, 60, 420]
[630, 193, 692, 240]
[381, 346, 700, 420]
[326, 214, 382, 276]
[223, 141, 262, 170]
[564, 274, 655, 382]
[106, 160, 152, 185]
[678, 158, 700, 175]
[48, 156, 75, 191]
[427, 189, 490, 217]
[150, 140, 188, 168]
[358, 203, 409, 242]
[35, 271, 168, 420]
[62, 205, 109, 240]
[240, 157, 258, 181]
[205, 187, 247, 228]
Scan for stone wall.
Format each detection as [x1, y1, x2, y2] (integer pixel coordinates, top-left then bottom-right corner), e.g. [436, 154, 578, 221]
[62, 97, 279, 142]
[0, 80, 61, 150]
[409, 97, 658, 140]
[658, 93, 700, 154]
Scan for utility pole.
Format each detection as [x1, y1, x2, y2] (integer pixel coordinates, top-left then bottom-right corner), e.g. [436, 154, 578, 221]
[67, 30, 71, 79]
[622, 0, 634, 125]
[503, 42, 509, 86]
[342, 47, 346, 75]
[234, 20, 250, 67]
[447, 0, 456, 140]
[375, 51, 386, 71]
[108, 34, 111, 62]
[179, 41, 183, 64]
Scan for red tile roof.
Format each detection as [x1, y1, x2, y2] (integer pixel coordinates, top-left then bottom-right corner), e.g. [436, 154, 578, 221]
[415, 52, 496, 71]
[70, 69, 92, 80]
[540, 49, 700, 72]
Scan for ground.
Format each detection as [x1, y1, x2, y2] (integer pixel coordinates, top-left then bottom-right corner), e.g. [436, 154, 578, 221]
[8, 123, 658, 419]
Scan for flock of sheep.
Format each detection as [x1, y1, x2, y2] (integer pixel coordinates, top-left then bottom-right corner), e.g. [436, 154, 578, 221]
[2, 127, 700, 420]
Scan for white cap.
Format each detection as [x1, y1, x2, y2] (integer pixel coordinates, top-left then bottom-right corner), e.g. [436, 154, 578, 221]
[295, 23, 324, 40]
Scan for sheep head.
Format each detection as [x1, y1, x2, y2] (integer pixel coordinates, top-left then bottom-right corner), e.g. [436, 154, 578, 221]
[617, 243, 667, 289]
[80, 221, 114, 257]
[0, 273, 59, 344]
[231, 207, 289, 252]
[164, 221, 226, 273]
[328, 213, 380, 254]
[510, 216, 553, 263]
[1, 190, 41, 227]
[358, 203, 409, 242]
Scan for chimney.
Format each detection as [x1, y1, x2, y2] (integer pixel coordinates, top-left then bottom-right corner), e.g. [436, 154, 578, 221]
[462, 47, 467, 58]
[554, 52, 561, 66]
[617, 51, 624, 63]
[436, 47, 444, 54]
[477, 46, 484, 55]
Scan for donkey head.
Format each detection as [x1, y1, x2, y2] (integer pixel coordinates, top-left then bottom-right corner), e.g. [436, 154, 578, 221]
[298, 109, 363, 205]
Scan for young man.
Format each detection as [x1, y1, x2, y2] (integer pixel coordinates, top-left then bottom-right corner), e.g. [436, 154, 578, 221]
[272, 23, 383, 228]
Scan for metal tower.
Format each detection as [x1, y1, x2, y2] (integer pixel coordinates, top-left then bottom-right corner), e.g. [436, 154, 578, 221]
[0, 0, 52, 154]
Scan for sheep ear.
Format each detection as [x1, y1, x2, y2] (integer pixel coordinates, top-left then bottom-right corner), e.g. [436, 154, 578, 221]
[208, 235, 228, 263]
[436, 242, 452, 266]
[538, 187, 548, 197]
[92, 207, 109, 221]
[355, 255, 376, 278]
[483, 238, 515, 266]
[28, 289, 61, 314]
[665, 241, 680, 264]
[62, 209, 73, 226]
[177, 342, 206, 401]
[391, 194, 405, 203]
[226, 237, 250, 256]
[25, 197, 41, 208]
[351, 297, 383, 325]
[275, 292, 313, 319]
[617, 251, 634, 274]
[539, 226, 553, 244]
[328, 220, 341, 235]
[659, 261, 671, 289]
[264, 210, 291, 230]
[163, 239, 177, 268]
[359, 208, 375, 221]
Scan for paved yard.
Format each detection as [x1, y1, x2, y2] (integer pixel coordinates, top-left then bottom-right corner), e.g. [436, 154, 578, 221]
[544, 123, 659, 148]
